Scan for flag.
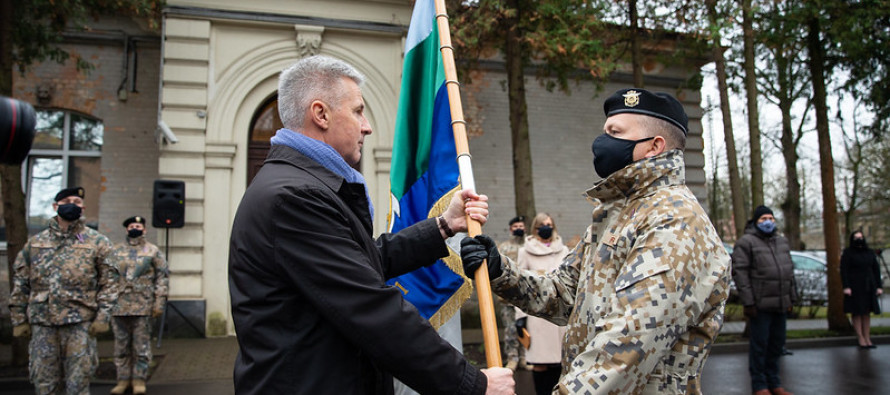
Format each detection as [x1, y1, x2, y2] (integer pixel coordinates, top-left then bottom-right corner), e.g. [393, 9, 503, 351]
[387, 0, 471, 330]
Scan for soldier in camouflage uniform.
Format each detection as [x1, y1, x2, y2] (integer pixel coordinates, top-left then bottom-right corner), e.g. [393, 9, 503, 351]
[108, 215, 168, 395]
[497, 216, 527, 371]
[9, 186, 118, 395]
[462, 89, 731, 394]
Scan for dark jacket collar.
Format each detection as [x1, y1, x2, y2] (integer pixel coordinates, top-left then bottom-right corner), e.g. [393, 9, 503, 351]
[264, 145, 373, 232]
[265, 145, 346, 192]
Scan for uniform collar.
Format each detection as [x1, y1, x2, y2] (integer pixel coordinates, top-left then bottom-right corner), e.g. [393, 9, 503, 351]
[585, 149, 685, 203]
[127, 236, 146, 246]
[49, 217, 85, 239]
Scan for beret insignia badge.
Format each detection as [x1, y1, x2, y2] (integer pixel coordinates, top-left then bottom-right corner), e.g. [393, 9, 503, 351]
[623, 90, 641, 107]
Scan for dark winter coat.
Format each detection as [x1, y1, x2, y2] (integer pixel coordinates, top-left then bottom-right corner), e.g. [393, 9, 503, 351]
[731, 223, 799, 312]
[228, 145, 486, 395]
[841, 245, 882, 315]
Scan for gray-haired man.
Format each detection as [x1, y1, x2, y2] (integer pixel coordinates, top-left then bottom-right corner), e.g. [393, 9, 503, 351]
[228, 55, 513, 395]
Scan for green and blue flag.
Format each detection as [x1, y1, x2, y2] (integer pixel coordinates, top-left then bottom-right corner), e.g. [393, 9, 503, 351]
[386, 0, 471, 329]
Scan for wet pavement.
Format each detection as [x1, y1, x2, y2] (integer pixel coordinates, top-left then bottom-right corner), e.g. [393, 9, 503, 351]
[702, 344, 890, 394]
[3, 342, 890, 394]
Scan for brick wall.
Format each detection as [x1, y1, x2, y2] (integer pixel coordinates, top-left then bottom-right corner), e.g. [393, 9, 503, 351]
[13, 38, 161, 244]
[465, 70, 707, 244]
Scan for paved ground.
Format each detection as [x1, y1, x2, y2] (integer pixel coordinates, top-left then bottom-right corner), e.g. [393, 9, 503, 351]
[702, 342, 890, 394]
[3, 311, 890, 394]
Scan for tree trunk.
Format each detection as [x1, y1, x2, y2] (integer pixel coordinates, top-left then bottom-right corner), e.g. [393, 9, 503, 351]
[742, 0, 763, 208]
[629, 0, 644, 88]
[779, 100, 803, 250]
[807, 15, 849, 332]
[504, 0, 536, 222]
[775, 52, 803, 250]
[1, 0, 30, 366]
[707, 0, 747, 240]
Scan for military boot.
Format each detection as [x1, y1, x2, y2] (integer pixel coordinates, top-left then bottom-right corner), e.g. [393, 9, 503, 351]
[132, 379, 147, 394]
[110, 380, 129, 394]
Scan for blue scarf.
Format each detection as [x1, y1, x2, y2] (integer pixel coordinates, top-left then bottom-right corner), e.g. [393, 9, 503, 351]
[270, 128, 374, 218]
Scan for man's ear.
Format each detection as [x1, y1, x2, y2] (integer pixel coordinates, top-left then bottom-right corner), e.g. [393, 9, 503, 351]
[310, 100, 329, 130]
[644, 136, 667, 158]
[52, 202, 58, 211]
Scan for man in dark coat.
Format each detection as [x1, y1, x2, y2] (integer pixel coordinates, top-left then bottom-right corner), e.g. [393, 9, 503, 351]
[732, 205, 797, 395]
[228, 55, 514, 395]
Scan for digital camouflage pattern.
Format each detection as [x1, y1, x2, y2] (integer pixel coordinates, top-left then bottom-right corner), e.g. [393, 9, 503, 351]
[109, 237, 168, 316]
[497, 236, 526, 363]
[9, 219, 117, 327]
[492, 150, 731, 394]
[112, 316, 153, 380]
[29, 317, 97, 395]
[109, 236, 167, 381]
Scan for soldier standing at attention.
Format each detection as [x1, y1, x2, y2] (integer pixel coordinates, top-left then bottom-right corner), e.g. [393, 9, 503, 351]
[109, 215, 169, 395]
[9, 186, 118, 395]
[462, 88, 732, 394]
[497, 216, 527, 371]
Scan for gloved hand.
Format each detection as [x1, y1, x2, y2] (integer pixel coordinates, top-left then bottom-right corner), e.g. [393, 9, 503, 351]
[460, 234, 503, 280]
[743, 306, 757, 319]
[515, 317, 528, 337]
[13, 323, 31, 338]
[89, 321, 110, 336]
[152, 306, 164, 318]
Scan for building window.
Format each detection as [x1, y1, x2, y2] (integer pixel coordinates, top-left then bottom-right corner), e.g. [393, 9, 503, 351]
[26, 109, 103, 233]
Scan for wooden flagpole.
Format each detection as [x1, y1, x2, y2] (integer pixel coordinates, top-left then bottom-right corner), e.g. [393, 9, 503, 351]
[433, 0, 502, 368]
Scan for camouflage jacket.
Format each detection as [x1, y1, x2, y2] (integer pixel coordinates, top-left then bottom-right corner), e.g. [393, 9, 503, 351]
[492, 150, 731, 394]
[9, 218, 117, 327]
[498, 236, 525, 263]
[109, 237, 169, 316]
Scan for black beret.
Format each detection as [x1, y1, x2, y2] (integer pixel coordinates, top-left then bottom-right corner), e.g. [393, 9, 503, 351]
[123, 216, 146, 227]
[752, 205, 774, 221]
[509, 216, 525, 226]
[54, 186, 84, 202]
[603, 88, 689, 135]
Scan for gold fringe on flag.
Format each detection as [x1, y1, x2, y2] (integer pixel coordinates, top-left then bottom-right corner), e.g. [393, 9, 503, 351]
[425, 186, 474, 330]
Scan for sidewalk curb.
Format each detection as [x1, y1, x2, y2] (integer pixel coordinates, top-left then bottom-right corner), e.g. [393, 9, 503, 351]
[710, 334, 890, 354]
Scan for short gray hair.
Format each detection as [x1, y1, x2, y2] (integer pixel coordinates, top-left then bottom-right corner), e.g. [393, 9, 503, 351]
[640, 115, 686, 151]
[278, 55, 365, 130]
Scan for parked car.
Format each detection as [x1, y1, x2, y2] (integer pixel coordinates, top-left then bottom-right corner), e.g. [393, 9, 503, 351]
[724, 244, 829, 306]
[789, 251, 828, 306]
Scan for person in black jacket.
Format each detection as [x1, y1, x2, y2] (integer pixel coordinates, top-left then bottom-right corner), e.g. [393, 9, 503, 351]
[228, 55, 514, 395]
[731, 205, 796, 395]
[841, 231, 883, 349]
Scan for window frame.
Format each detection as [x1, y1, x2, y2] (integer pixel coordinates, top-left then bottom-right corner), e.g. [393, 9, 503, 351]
[23, 108, 103, 231]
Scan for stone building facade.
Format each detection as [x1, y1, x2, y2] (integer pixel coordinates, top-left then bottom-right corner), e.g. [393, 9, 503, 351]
[4, 0, 711, 336]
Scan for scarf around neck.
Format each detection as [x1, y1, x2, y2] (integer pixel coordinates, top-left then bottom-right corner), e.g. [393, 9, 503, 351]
[270, 128, 374, 218]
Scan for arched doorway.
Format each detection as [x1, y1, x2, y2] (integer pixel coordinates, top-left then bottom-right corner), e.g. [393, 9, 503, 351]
[247, 96, 281, 185]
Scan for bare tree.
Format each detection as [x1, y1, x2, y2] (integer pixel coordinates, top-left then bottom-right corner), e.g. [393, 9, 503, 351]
[706, 0, 747, 239]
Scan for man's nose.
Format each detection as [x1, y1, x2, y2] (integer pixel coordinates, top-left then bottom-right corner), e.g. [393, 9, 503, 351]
[361, 117, 372, 135]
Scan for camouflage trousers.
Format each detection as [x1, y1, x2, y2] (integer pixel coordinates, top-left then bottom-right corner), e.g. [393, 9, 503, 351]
[499, 303, 524, 363]
[112, 316, 153, 380]
[29, 321, 98, 395]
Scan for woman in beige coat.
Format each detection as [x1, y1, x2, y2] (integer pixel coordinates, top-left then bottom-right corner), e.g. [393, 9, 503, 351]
[515, 212, 569, 394]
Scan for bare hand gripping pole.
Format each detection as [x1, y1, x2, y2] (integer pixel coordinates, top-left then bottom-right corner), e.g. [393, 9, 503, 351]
[434, 0, 502, 368]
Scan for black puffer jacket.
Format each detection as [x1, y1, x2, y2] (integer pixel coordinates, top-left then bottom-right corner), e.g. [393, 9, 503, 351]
[731, 222, 798, 311]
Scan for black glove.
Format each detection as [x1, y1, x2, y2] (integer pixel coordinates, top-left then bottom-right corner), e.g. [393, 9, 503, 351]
[515, 317, 528, 336]
[743, 305, 757, 319]
[460, 234, 503, 280]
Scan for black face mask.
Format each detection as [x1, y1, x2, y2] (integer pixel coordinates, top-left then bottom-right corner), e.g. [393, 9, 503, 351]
[512, 228, 525, 237]
[128, 229, 144, 238]
[853, 238, 866, 248]
[537, 225, 553, 240]
[57, 204, 82, 221]
[591, 134, 654, 179]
